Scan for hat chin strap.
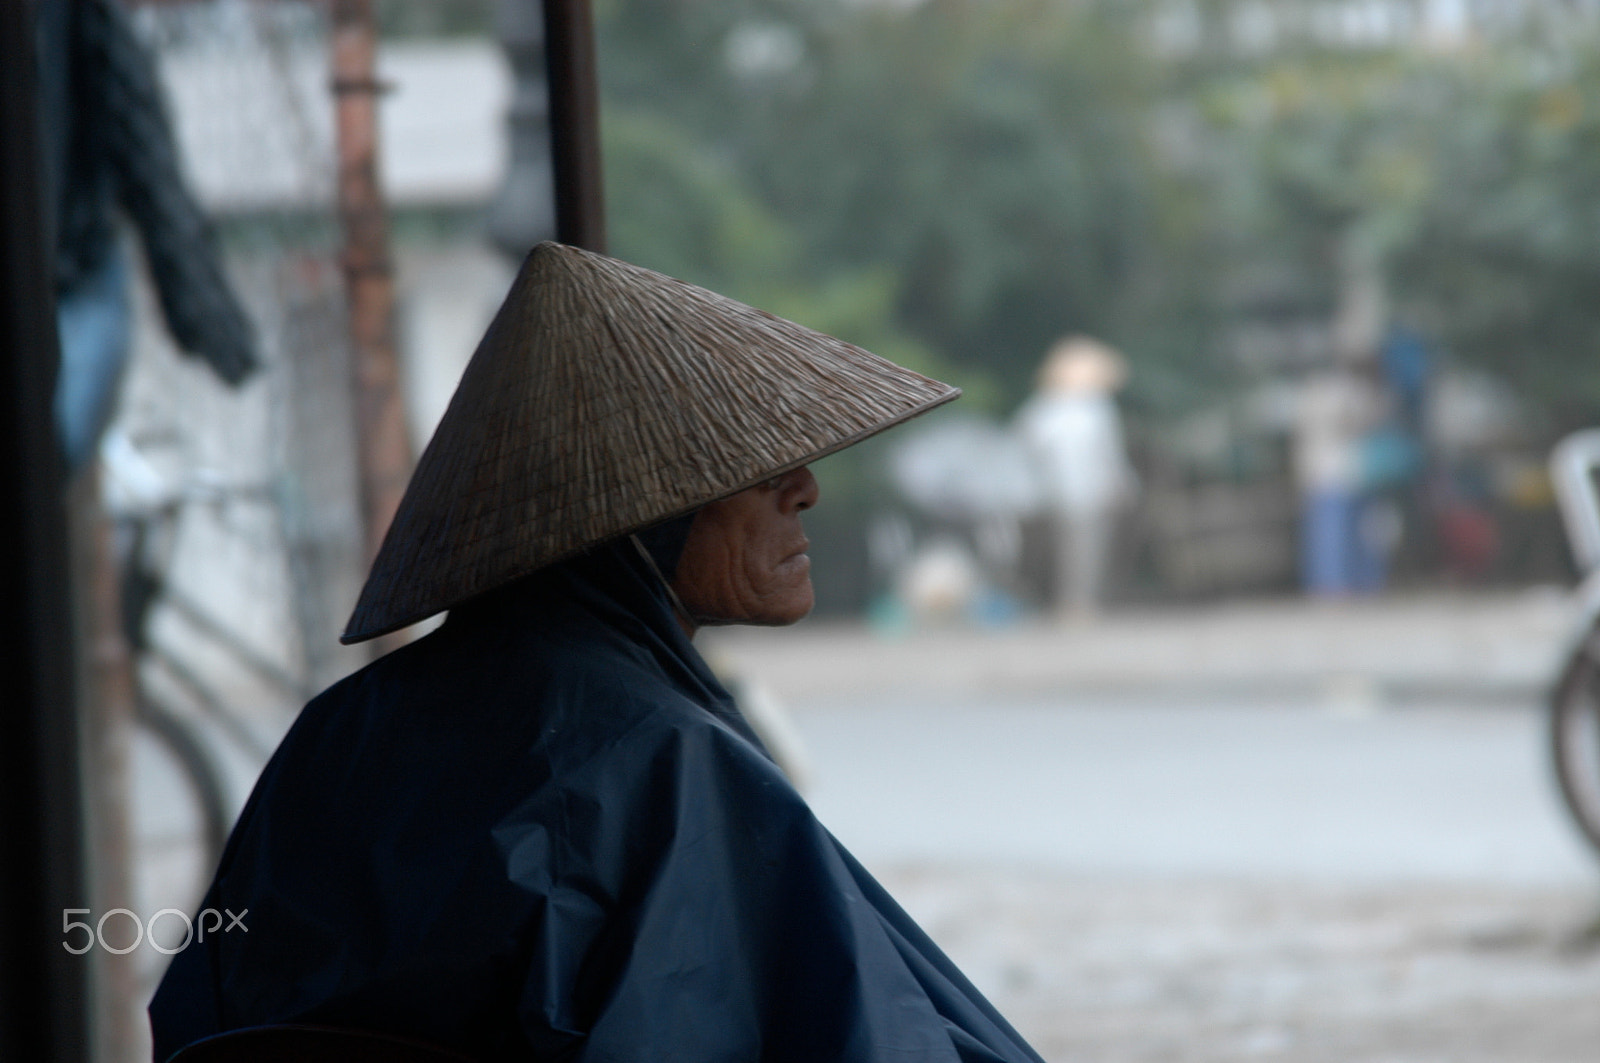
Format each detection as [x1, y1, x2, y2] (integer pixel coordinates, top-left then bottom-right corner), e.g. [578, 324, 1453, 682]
[629, 533, 699, 636]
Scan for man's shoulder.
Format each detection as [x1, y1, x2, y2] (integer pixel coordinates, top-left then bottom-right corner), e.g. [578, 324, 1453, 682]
[310, 607, 738, 766]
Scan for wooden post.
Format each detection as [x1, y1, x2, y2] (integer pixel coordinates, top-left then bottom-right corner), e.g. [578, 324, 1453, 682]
[330, 0, 412, 583]
[72, 474, 141, 1063]
[542, 0, 606, 252]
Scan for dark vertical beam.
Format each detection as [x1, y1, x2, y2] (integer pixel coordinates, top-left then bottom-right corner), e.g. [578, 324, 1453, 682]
[0, 1, 91, 1061]
[487, 0, 556, 262]
[542, 0, 606, 253]
[330, 0, 412, 642]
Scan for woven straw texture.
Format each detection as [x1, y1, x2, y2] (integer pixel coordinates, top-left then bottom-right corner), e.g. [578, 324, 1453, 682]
[343, 242, 959, 642]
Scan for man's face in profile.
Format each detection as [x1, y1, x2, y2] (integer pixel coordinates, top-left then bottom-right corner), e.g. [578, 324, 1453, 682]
[671, 466, 820, 627]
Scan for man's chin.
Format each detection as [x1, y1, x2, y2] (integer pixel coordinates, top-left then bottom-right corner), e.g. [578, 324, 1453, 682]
[738, 587, 815, 628]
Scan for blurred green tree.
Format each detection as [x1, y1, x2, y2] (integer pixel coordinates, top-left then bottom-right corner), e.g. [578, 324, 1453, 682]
[597, 0, 1230, 420]
[587, 0, 1600, 598]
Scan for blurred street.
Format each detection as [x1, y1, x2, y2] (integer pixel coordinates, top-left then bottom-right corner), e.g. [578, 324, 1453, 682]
[704, 588, 1600, 1062]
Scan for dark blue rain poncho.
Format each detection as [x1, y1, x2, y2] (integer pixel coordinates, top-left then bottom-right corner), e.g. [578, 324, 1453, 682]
[148, 539, 1045, 1063]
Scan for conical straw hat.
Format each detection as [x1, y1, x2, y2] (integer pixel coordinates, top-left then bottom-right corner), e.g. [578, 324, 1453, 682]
[343, 242, 959, 642]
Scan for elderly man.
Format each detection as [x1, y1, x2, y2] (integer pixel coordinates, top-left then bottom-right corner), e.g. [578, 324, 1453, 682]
[150, 244, 1044, 1063]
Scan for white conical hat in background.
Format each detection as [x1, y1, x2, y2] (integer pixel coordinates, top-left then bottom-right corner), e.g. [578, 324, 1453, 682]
[1038, 335, 1127, 395]
[342, 242, 959, 642]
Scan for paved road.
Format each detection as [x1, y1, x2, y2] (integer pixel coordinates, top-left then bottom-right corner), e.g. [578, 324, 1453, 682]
[776, 691, 1600, 1062]
[791, 693, 1596, 886]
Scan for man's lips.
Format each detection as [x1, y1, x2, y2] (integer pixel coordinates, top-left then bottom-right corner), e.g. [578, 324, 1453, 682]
[777, 540, 811, 573]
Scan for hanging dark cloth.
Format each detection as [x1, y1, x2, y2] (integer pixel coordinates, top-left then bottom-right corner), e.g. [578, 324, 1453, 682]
[149, 539, 1044, 1063]
[37, 0, 257, 387]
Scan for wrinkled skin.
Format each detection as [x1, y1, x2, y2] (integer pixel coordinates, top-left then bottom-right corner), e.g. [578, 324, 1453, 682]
[672, 466, 819, 631]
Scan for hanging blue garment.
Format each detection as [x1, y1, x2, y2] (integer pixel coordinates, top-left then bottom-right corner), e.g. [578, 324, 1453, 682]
[149, 539, 1044, 1063]
[54, 240, 130, 471]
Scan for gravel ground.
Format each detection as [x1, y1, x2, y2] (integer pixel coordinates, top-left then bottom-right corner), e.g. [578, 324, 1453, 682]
[882, 864, 1600, 1063]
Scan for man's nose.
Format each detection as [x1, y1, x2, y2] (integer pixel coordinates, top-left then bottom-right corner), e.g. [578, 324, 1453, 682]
[779, 466, 820, 513]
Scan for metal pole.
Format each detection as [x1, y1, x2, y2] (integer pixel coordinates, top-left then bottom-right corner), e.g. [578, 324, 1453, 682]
[487, 0, 556, 262]
[0, 0, 90, 1058]
[330, 0, 412, 578]
[542, 0, 606, 252]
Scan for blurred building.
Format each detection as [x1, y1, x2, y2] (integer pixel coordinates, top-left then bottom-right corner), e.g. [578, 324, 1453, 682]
[114, 3, 518, 701]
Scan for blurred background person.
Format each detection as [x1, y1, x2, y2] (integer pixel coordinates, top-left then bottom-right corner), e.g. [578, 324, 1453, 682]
[1293, 363, 1385, 597]
[1015, 335, 1137, 621]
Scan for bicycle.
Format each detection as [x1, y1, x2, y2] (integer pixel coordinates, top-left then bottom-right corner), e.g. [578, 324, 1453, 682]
[1547, 428, 1600, 860]
[102, 431, 305, 942]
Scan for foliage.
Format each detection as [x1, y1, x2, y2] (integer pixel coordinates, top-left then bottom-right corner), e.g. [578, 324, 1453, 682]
[596, 0, 1600, 440]
[603, 106, 993, 406]
[588, 0, 1600, 601]
[1167, 26, 1600, 439]
[1392, 50, 1600, 434]
[598, 0, 1239, 423]
[377, 0, 493, 39]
